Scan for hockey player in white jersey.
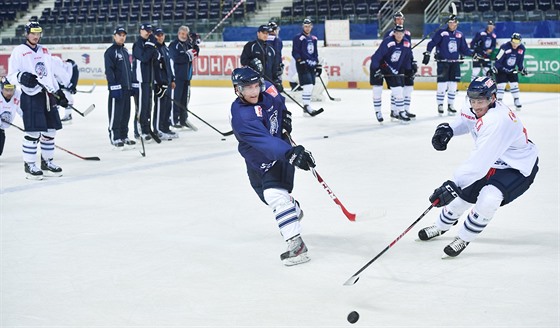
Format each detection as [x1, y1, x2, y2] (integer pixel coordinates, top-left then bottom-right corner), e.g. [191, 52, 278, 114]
[7, 21, 71, 179]
[417, 76, 538, 257]
[0, 77, 22, 156]
[52, 57, 79, 123]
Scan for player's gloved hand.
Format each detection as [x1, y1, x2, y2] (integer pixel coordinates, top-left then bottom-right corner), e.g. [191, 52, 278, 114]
[315, 64, 322, 76]
[282, 110, 292, 134]
[306, 59, 317, 67]
[286, 145, 316, 171]
[274, 80, 284, 92]
[250, 58, 263, 73]
[405, 69, 415, 80]
[109, 85, 122, 99]
[490, 66, 498, 75]
[411, 61, 418, 75]
[422, 51, 431, 65]
[429, 180, 461, 207]
[432, 123, 453, 151]
[154, 84, 168, 98]
[520, 68, 528, 76]
[145, 34, 157, 47]
[472, 53, 481, 61]
[18, 72, 38, 88]
[373, 69, 383, 79]
[187, 48, 198, 60]
[55, 89, 69, 108]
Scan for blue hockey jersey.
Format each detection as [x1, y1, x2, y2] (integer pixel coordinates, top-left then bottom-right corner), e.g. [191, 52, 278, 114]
[370, 36, 413, 74]
[426, 28, 473, 60]
[494, 42, 526, 72]
[292, 33, 319, 66]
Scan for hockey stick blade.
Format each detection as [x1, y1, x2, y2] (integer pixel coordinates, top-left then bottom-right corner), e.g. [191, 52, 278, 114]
[311, 166, 356, 221]
[76, 83, 96, 93]
[318, 75, 342, 102]
[81, 104, 95, 116]
[307, 108, 324, 117]
[148, 129, 162, 144]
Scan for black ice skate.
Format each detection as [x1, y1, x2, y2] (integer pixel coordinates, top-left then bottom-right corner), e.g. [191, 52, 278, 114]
[514, 98, 522, 111]
[438, 104, 444, 116]
[112, 139, 125, 150]
[24, 162, 43, 180]
[398, 111, 411, 123]
[447, 104, 457, 116]
[390, 111, 399, 122]
[405, 110, 416, 119]
[60, 114, 72, 124]
[418, 225, 447, 241]
[375, 111, 384, 123]
[280, 234, 310, 266]
[41, 158, 63, 177]
[443, 237, 470, 257]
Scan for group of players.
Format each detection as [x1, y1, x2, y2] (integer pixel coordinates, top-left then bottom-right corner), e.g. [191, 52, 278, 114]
[1, 16, 539, 264]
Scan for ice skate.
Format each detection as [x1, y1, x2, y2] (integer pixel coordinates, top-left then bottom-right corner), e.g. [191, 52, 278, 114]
[123, 138, 136, 149]
[442, 237, 470, 258]
[398, 111, 411, 124]
[158, 131, 174, 141]
[405, 110, 416, 119]
[375, 111, 384, 123]
[390, 111, 399, 122]
[24, 162, 43, 180]
[418, 225, 447, 241]
[112, 139, 125, 150]
[60, 114, 72, 124]
[447, 104, 457, 116]
[137, 133, 153, 143]
[40, 158, 63, 177]
[280, 235, 310, 266]
[514, 98, 522, 111]
[437, 104, 444, 116]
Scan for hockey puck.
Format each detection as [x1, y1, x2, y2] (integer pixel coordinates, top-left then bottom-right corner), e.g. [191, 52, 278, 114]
[221, 138, 226, 141]
[347, 311, 359, 324]
[323, 135, 329, 138]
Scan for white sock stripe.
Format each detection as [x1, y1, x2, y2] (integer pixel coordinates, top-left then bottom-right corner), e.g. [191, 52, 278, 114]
[463, 212, 487, 234]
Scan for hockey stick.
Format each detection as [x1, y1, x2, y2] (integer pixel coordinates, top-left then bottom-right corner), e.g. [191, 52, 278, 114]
[286, 133, 356, 221]
[76, 83, 96, 94]
[37, 82, 95, 117]
[317, 75, 341, 102]
[3, 120, 101, 161]
[343, 199, 438, 286]
[134, 105, 146, 157]
[166, 95, 233, 136]
[531, 71, 560, 78]
[263, 75, 324, 116]
[202, 0, 246, 41]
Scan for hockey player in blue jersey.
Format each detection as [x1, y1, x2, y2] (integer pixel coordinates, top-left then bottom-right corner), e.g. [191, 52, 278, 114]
[381, 12, 417, 121]
[370, 25, 413, 123]
[469, 20, 497, 80]
[230, 66, 316, 266]
[423, 15, 477, 116]
[491, 33, 528, 110]
[267, 20, 284, 91]
[292, 18, 322, 116]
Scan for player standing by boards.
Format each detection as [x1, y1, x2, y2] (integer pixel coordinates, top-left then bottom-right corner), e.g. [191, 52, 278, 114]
[267, 20, 284, 91]
[491, 33, 528, 110]
[240, 25, 279, 87]
[292, 18, 323, 116]
[7, 21, 70, 180]
[469, 20, 497, 80]
[417, 76, 538, 257]
[382, 12, 417, 120]
[422, 15, 477, 116]
[370, 25, 413, 123]
[153, 27, 177, 140]
[104, 26, 136, 149]
[0, 77, 22, 156]
[229, 66, 316, 266]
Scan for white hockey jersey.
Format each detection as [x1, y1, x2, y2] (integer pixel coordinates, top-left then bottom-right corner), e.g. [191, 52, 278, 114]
[0, 88, 23, 130]
[7, 44, 66, 96]
[450, 98, 538, 189]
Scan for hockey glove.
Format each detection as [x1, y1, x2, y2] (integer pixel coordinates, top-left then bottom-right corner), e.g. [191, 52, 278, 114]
[250, 58, 263, 73]
[145, 34, 157, 47]
[18, 72, 38, 88]
[109, 85, 123, 99]
[472, 53, 481, 61]
[187, 48, 198, 60]
[411, 61, 418, 75]
[155, 84, 168, 98]
[429, 180, 461, 207]
[286, 145, 316, 171]
[490, 66, 498, 75]
[55, 89, 69, 108]
[282, 110, 292, 134]
[373, 69, 383, 79]
[520, 68, 528, 76]
[274, 80, 284, 92]
[432, 123, 453, 151]
[305, 59, 317, 67]
[315, 64, 323, 77]
[422, 51, 431, 65]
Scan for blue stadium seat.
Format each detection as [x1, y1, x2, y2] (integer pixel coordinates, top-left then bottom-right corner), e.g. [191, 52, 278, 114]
[478, 0, 492, 11]
[293, 5, 304, 19]
[523, 0, 537, 10]
[343, 3, 355, 17]
[513, 10, 527, 20]
[497, 10, 513, 20]
[356, 3, 368, 16]
[482, 10, 497, 21]
[463, 0, 477, 12]
[330, 3, 342, 18]
[281, 6, 292, 17]
[528, 9, 543, 19]
[318, 4, 329, 18]
[544, 9, 559, 19]
[368, 1, 380, 15]
[537, 0, 552, 10]
[306, 4, 318, 20]
[493, 0, 506, 11]
[508, 0, 522, 11]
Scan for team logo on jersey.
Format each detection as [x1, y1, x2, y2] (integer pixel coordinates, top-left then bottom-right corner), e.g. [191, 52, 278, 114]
[448, 40, 457, 53]
[265, 85, 278, 97]
[475, 118, 484, 131]
[391, 50, 402, 63]
[254, 105, 263, 117]
[456, 32, 463, 38]
[306, 42, 315, 55]
[517, 49, 524, 54]
[484, 39, 492, 48]
[81, 54, 90, 64]
[35, 62, 47, 78]
[270, 111, 279, 135]
[506, 57, 517, 67]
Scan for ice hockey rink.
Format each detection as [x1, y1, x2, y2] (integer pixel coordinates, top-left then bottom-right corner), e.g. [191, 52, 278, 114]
[1, 85, 559, 327]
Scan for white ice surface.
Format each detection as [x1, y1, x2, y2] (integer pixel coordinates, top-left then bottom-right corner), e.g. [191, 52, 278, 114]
[1, 86, 559, 327]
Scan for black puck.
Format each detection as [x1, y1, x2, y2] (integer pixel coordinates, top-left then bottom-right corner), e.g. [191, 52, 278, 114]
[221, 138, 226, 141]
[323, 135, 329, 138]
[347, 311, 359, 324]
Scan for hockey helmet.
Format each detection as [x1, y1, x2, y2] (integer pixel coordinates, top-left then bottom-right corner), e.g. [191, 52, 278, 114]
[268, 20, 278, 31]
[467, 77, 497, 100]
[1, 76, 15, 90]
[24, 21, 42, 35]
[303, 18, 313, 25]
[231, 66, 265, 94]
[511, 33, 522, 44]
[393, 11, 405, 20]
[447, 15, 458, 23]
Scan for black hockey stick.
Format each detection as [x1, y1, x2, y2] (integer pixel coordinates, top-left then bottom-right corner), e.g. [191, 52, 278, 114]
[343, 199, 439, 286]
[37, 82, 95, 117]
[75, 83, 96, 94]
[3, 120, 101, 161]
[286, 133, 356, 221]
[166, 95, 233, 137]
[317, 75, 341, 101]
[134, 106, 146, 157]
[263, 75, 324, 116]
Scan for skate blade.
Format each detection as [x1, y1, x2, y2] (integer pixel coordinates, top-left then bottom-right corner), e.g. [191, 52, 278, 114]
[43, 171, 63, 177]
[25, 174, 44, 180]
[282, 253, 311, 266]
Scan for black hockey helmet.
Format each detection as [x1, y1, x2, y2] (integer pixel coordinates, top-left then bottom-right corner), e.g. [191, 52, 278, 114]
[467, 77, 497, 100]
[511, 32, 522, 44]
[268, 19, 278, 31]
[303, 18, 313, 25]
[393, 11, 404, 20]
[1, 76, 15, 90]
[24, 21, 42, 35]
[231, 66, 265, 94]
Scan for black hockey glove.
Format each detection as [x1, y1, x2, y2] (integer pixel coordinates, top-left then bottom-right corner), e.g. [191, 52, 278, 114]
[432, 123, 453, 151]
[520, 68, 528, 76]
[250, 58, 263, 73]
[373, 69, 383, 79]
[286, 145, 316, 171]
[411, 61, 418, 75]
[55, 89, 69, 108]
[18, 72, 38, 88]
[472, 53, 481, 61]
[490, 66, 498, 75]
[315, 64, 322, 77]
[109, 85, 123, 99]
[154, 84, 168, 98]
[145, 34, 157, 47]
[282, 110, 292, 134]
[422, 51, 431, 65]
[274, 80, 284, 92]
[429, 180, 461, 207]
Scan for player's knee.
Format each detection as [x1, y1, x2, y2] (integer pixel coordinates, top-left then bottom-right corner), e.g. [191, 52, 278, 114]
[475, 185, 503, 218]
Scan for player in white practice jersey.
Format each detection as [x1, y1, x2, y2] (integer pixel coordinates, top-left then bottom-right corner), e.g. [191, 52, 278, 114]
[7, 21, 71, 180]
[0, 77, 23, 156]
[52, 57, 79, 123]
[417, 76, 538, 257]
